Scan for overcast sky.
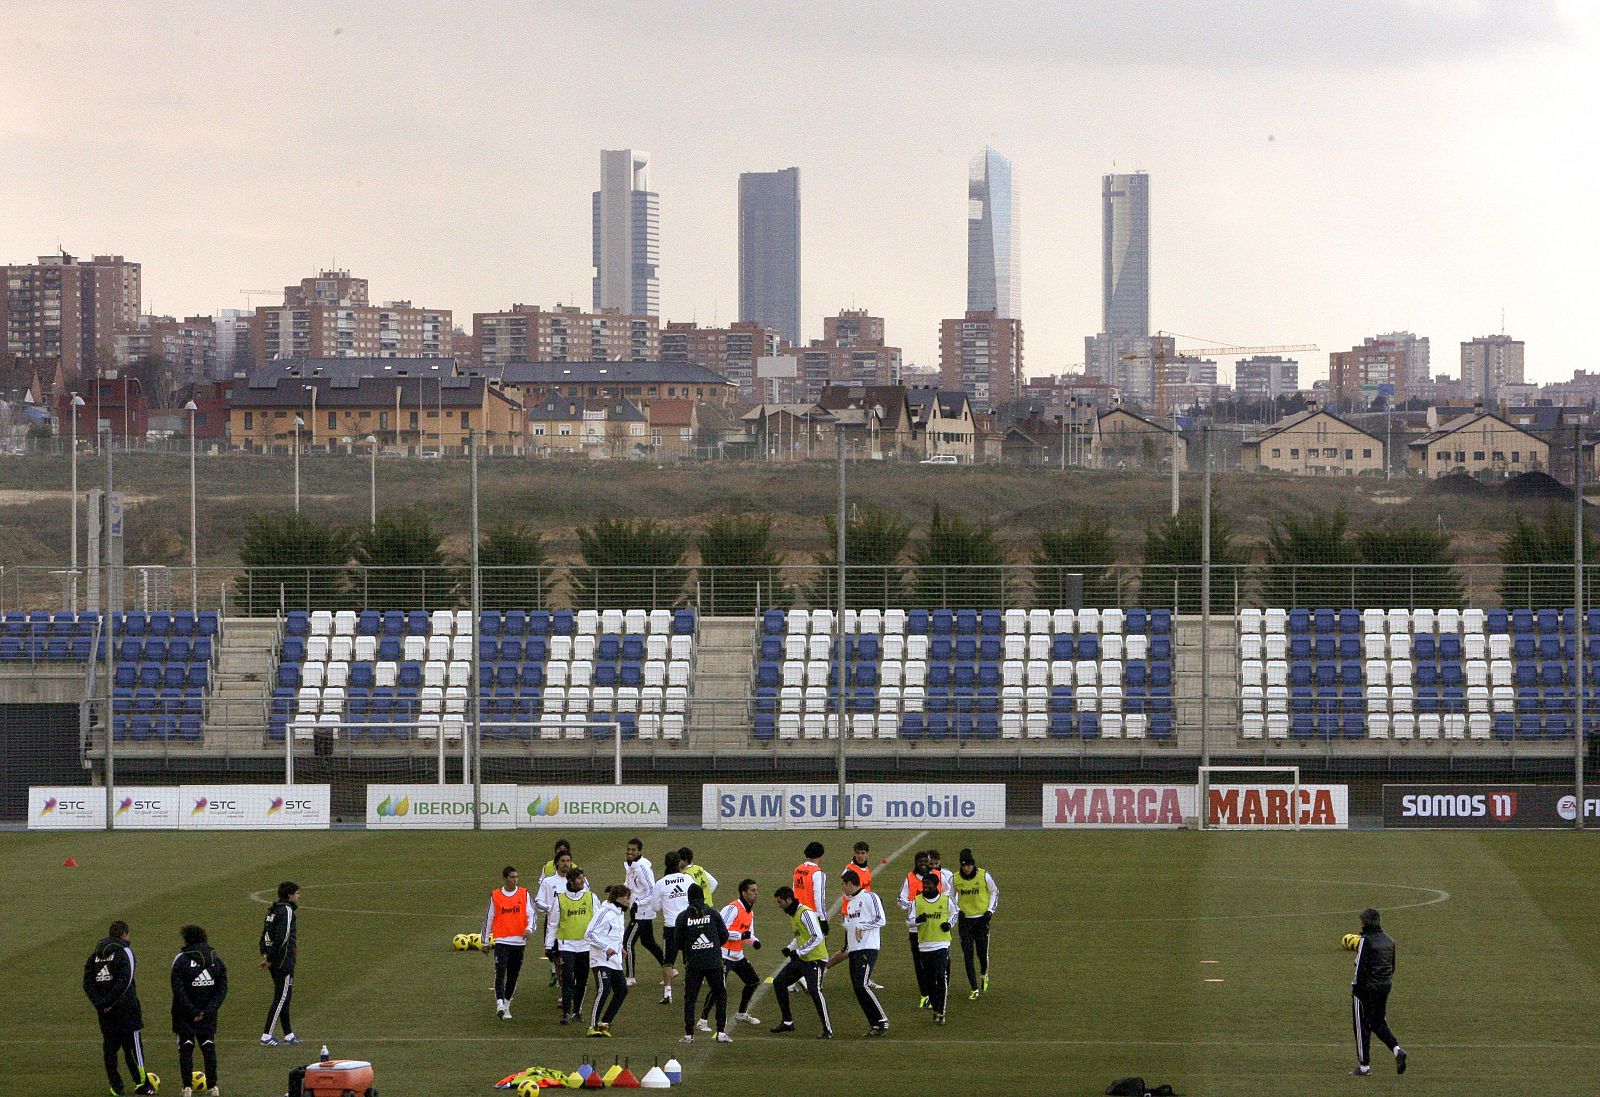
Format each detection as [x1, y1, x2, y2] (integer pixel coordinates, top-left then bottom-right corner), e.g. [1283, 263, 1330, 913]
[2, 0, 1594, 383]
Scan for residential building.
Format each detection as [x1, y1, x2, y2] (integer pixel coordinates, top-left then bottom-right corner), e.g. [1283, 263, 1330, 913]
[967, 147, 1019, 320]
[738, 167, 801, 345]
[2, 251, 141, 383]
[114, 315, 217, 386]
[661, 321, 779, 403]
[525, 395, 647, 459]
[1364, 332, 1430, 388]
[251, 270, 450, 364]
[593, 149, 659, 316]
[228, 373, 523, 455]
[781, 310, 902, 401]
[1329, 342, 1409, 404]
[1021, 374, 1120, 418]
[249, 356, 460, 386]
[53, 375, 147, 442]
[741, 403, 837, 461]
[473, 304, 659, 367]
[1102, 173, 1149, 336]
[484, 360, 737, 411]
[213, 309, 254, 379]
[1460, 334, 1525, 401]
[939, 310, 1023, 411]
[1234, 356, 1300, 403]
[1085, 331, 1174, 408]
[1097, 406, 1184, 469]
[1407, 405, 1548, 477]
[1240, 401, 1385, 475]
[817, 384, 917, 459]
[906, 387, 976, 461]
[999, 412, 1101, 467]
[641, 398, 698, 459]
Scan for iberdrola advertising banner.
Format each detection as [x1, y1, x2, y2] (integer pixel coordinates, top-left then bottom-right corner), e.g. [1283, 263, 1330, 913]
[365, 784, 520, 829]
[515, 786, 669, 829]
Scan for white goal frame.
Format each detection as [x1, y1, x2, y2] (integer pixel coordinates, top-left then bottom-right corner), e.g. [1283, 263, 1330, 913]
[1198, 765, 1302, 831]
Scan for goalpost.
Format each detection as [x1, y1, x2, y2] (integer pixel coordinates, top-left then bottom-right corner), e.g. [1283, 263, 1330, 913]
[1197, 765, 1302, 831]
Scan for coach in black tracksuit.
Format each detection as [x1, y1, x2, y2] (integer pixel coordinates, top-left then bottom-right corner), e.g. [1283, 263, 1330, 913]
[671, 884, 729, 1039]
[1350, 907, 1407, 1077]
[259, 881, 301, 1045]
[172, 924, 227, 1090]
[83, 920, 157, 1095]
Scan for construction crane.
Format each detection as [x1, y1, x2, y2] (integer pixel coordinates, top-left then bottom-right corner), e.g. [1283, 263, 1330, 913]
[238, 290, 281, 308]
[1125, 330, 1319, 416]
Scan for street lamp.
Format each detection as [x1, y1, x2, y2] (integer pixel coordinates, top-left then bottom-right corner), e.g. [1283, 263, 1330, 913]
[365, 435, 378, 528]
[69, 393, 85, 610]
[183, 400, 198, 613]
[293, 415, 304, 513]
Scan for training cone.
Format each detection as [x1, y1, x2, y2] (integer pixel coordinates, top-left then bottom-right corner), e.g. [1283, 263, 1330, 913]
[639, 1067, 670, 1089]
[663, 1058, 682, 1085]
[585, 1070, 605, 1089]
[63, 857, 77, 867]
[563, 1071, 584, 1089]
[602, 1065, 623, 1086]
[577, 1065, 594, 1080]
[612, 1068, 640, 1089]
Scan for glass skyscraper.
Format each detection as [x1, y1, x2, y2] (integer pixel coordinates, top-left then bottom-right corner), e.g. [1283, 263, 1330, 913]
[738, 167, 801, 346]
[592, 149, 659, 317]
[967, 147, 1019, 319]
[1102, 172, 1149, 335]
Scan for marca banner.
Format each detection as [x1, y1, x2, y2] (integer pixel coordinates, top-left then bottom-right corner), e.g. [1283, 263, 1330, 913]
[1383, 784, 1600, 829]
[1205, 784, 1349, 829]
[516, 786, 669, 829]
[28, 787, 107, 830]
[366, 784, 519, 829]
[701, 783, 1006, 829]
[178, 785, 331, 830]
[1044, 784, 1198, 829]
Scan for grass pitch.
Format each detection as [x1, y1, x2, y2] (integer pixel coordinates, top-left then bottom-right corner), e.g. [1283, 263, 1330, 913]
[2, 827, 1597, 1096]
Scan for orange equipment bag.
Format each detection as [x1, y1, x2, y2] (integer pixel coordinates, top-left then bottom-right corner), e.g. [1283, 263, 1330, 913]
[300, 1059, 377, 1097]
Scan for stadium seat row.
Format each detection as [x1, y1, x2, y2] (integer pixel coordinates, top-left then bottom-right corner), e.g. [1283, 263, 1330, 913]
[763, 607, 1169, 637]
[287, 608, 696, 638]
[1240, 607, 1597, 636]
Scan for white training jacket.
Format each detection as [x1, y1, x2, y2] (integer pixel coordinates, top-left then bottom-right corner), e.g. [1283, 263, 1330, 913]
[624, 856, 657, 919]
[718, 900, 757, 962]
[585, 901, 627, 971]
[482, 885, 535, 946]
[784, 906, 826, 959]
[842, 889, 886, 952]
[653, 871, 694, 926]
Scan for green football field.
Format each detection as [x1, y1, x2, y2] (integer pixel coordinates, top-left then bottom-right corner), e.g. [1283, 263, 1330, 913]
[3, 827, 1598, 1097]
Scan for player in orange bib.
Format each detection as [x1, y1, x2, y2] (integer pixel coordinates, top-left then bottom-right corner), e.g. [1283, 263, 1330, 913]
[483, 865, 534, 1020]
[792, 842, 828, 938]
[839, 840, 874, 915]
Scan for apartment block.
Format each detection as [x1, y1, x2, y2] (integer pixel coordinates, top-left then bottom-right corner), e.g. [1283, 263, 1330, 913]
[781, 310, 902, 401]
[114, 315, 218, 386]
[939, 309, 1023, 411]
[1329, 343, 1408, 404]
[1, 251, 141, 383]
[1234, 355, 1300, 403]
[473, 304, 660, 367]
[660, 320, 779, 402]
[250, 270, 450, 365]
[1460, 334, 1525, 401]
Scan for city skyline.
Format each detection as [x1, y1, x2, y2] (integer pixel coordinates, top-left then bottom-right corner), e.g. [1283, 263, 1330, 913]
[1, 2, 1591, 383]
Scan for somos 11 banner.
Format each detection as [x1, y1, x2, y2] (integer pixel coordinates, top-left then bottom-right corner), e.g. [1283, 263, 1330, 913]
[1044, 785, 1197, 828]
[702, 783, 1006, 829]
[516, 786, 668, 829]
[367, 784, 520, 829]
[1384, 784, 1600, 829]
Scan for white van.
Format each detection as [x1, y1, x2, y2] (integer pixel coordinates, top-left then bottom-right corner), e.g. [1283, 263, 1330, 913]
[920, 454, 960, 465]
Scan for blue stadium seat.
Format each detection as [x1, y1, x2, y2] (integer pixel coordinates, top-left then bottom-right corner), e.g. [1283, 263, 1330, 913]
[672, 609, 696, 634]
[931, 610, 954, 635]
[954, 637, 977, 662]
[527, 611, 551, 635]
[754, 715, 776, 741]
[955, 610, 978, 636]
[906, 610, 930, 634]
[901, 714, 926, 739]
[762, 609, 785, 635]
[980, 610, 1002, 635]
[1511, 609, 1534, 634]
[1126, 608, 1148, 634]
[1077, 636, 1100, 660]
[1288, 609, 1310, 634]
[1487, 608, 1509, 633]
[930, 638, 953, 662]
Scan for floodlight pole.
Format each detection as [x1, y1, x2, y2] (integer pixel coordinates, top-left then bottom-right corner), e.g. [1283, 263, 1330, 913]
[185, 400, 198, 614]
[70, 394, 84, 611]
[1575, 425, 1586, 831]
[470, 429, 483, 828]
[835, 423, 847, 830]
[1170, 413, 1181, 516]
[1200, 426, 1213, 788]
[103, 429, 115, 830]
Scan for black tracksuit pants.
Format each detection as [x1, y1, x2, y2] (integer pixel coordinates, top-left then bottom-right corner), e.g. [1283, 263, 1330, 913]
[558, 951, 590, 1018]
[684, 965, 726, 1035]
[99, 1019, 146, 1092]
[493, 943, 525, 1001]
[623, 906, 665, 979]
[773, 957, 831, 1032]
[1352, 986, 1400, 1067]
[590, 967, 628, 1027]
[959, 915, 991, 989]
[263, 966, 293, 1036]
[848, 949, 888, 1029]
[920, 947, 950, 1014]
[907, 930, 927, 996]
[176, 1020, 219, 1088]
[703, 956, 759, 1017]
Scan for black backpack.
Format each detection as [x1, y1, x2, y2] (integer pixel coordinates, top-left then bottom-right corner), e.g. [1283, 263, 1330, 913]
[1106, 1080, 1177, 1097]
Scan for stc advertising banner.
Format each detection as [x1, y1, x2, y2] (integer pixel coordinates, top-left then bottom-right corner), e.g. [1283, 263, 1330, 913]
[1044, 784, 1198, 829]
[177, 785, 331, 830]
[28, 787, 107, 830]
[701, 783, 1006, 829]
[1383, 785, 1600, 829]
[515, 786, 669, 829]
[366, 784, 520, 829]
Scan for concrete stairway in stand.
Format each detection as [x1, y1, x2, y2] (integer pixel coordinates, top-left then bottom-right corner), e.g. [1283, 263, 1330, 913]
[689, 616, 757, 748]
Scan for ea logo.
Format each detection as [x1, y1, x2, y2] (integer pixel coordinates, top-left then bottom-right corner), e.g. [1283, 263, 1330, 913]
[1557, 796, 1579, 821]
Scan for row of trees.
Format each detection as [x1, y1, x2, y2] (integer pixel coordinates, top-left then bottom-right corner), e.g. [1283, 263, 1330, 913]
[234, 503, 1589, 614]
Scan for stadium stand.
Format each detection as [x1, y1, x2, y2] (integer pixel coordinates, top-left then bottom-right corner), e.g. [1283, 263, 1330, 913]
[1, 611, 100, 662]
[270, 607, 697, 745]
[1239, 607, 1596, 741]
[751, 607, 1174, 743]
[100, 612, 220, 742]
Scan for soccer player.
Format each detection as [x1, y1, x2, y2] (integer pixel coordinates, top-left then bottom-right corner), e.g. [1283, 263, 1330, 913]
[171, 924, 226, 1097]
[793, 841, 828, 937]
[678, 846, 719, 905]
[926, 848, 956, 893]
[699, 878, 762, 1031]
[652, 851, 694, 1005]
[835, 869, 888, 1036]
[534, 850, 574, 988]
[913, 872, 956, 1024]
[769, 885, 833, 1039]
[841, 841, 874, 909]
[541, 838, 572, 880]
[483, 865, 535, 1020]
[258, 881, 301, 1046]
[622, 838, 666, 989]
[672, 884, 731, 1043]
[953, 849, 999, 999]
[898, 851, 936, 1006]
[585, 884, 631, 1037]
[547, 865, 595, 1024]
[84, 920, 157, 1096]
[1350, 907, 1407, 1077]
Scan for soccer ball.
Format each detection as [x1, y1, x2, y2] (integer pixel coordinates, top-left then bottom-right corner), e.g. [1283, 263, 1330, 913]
[1341, 933, 1361, 951]
[452, 933, 471, 951]
[191, 1071, 207, 1090]
[143, 1072, 160, 1092]
[469, 932, 487, 951]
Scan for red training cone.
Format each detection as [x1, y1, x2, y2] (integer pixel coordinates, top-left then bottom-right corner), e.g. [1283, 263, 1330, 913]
[584, 1070, 605, 1088]
[63, 858, 78, 867]
[612, 1069, 640, 1089]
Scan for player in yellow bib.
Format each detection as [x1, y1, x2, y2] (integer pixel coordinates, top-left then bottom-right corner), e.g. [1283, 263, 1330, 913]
[913, 873, 956, 1024]
[953, 848, 999, 999]
[546, 866, 594, 1025]
[768, 886, 832, 1038]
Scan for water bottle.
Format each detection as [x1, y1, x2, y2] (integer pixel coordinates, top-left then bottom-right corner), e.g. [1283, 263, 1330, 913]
[320, 1045, 330, 1063]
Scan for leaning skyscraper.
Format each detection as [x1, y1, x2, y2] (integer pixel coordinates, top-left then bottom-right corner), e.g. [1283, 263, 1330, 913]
[1101, 172, 1149, 336]
[967, 147, 1019, 319]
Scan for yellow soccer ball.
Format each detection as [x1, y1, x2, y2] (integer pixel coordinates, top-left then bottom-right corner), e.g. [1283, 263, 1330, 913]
[470, 932, 487, 951]
[452, 933, 471, 951]
[1341, 933, 1361, 951]
[143, 1072, 161, 1093]
[191, 1071, 207, 1090]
